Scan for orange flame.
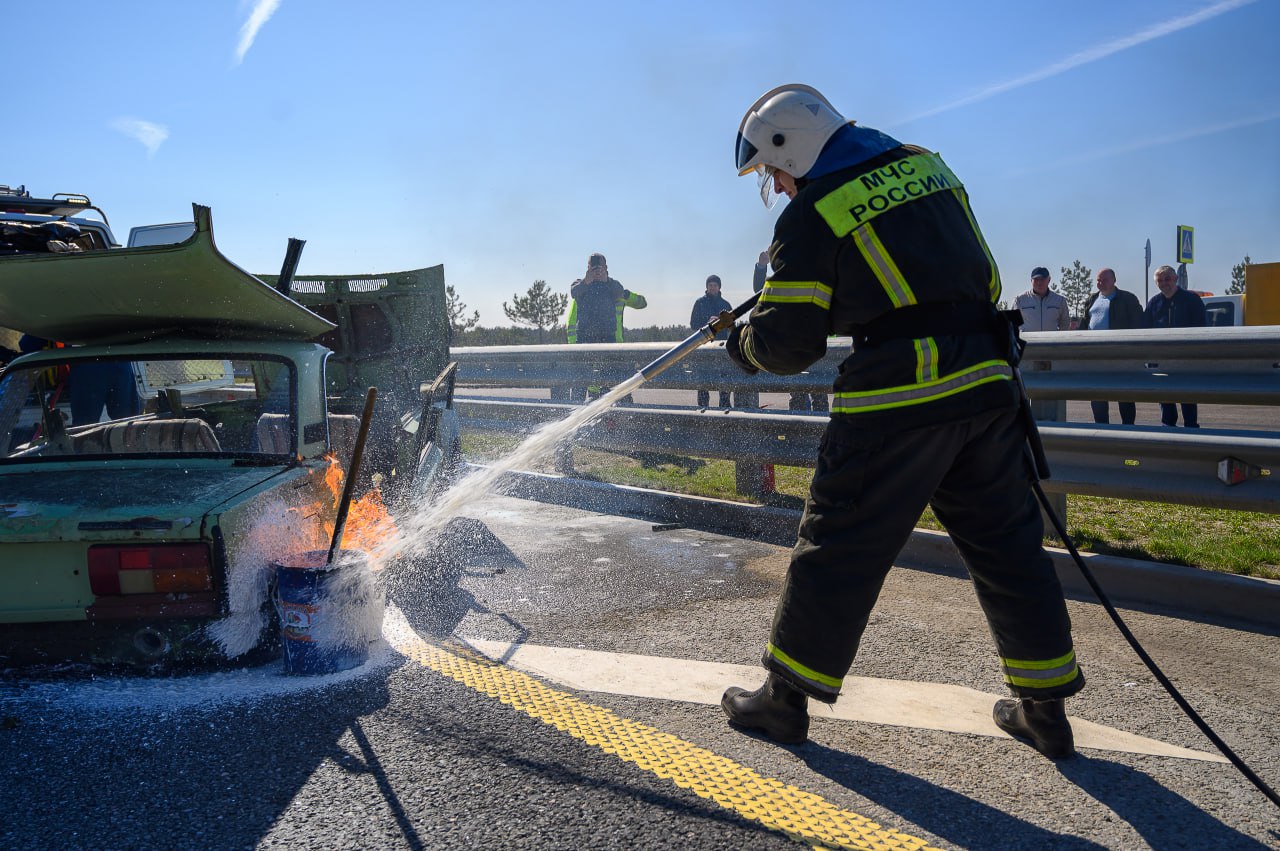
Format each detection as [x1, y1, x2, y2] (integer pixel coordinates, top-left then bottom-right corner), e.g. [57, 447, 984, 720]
[343, 487, 398, 560]
[323, 453, 344, 500]
[319, 453, 397, 563]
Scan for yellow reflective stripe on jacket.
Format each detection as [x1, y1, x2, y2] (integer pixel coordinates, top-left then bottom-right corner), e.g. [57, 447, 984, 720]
[766, 643, 842, 689]
[814, 152, 962, 237]
[852, 223, 916, 308]
[832, 360, 1012, 414]
[759, 280, 833, 309]
[614, 302, 626, 342]
[952, 187, 1002, 304]
[739, 331, 768, 371]
[1001, 650, 1080, 690]
[913, 337, 939, 384]
[566, 300, 578, 344]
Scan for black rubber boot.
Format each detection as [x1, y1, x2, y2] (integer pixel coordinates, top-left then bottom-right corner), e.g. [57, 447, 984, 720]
[993, 697, 1075, 759]
[722, 673, 809, 744]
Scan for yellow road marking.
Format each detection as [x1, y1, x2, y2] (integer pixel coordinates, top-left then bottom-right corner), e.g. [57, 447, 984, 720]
[397, 635, 941, 851]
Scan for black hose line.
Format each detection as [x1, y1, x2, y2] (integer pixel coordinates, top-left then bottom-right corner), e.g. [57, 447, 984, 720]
[657, 297, 1275, 806]
[1033, 481, 1280, 809]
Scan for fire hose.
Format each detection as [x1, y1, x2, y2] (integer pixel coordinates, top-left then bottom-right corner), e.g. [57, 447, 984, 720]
[640, 293, 1278, 809]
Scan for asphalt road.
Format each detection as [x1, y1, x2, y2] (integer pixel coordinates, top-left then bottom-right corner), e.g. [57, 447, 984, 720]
[3, 494, 1278, 849]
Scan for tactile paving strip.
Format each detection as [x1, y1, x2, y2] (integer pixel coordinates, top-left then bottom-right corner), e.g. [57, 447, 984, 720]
[399, 637, 940, 850]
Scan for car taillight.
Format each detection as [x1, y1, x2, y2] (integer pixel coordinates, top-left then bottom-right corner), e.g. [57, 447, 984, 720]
[88, 544, 213, 595]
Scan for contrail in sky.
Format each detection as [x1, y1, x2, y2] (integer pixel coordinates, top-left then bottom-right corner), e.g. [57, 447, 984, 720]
[1005, 110, 1280, 177]
[235, 0, 282, 65]
[110, 118, 169, 158]
[894, 0, 1257, 126]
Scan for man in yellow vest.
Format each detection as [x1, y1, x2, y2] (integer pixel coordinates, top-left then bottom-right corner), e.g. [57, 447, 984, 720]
[567, 253, 646, 344]
[565, 253, 646, 401]
[721, 84, 1084, 757]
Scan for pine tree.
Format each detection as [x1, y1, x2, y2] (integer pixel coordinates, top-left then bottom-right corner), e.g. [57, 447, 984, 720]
[446, 285, 480, 336]
[1057, 260, 1094, 323]
[1228, 255, 1251, 295]
[502, 280, 569, 344]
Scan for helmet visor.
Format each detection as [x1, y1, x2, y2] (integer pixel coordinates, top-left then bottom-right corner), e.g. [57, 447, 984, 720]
[735, 132, 759, 174]
[755, 164, 780, 209]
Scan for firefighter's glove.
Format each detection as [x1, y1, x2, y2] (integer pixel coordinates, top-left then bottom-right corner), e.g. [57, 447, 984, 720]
[725, 325, 759, 376]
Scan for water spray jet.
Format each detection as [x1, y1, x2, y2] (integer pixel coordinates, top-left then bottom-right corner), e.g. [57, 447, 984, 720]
[388, 294, 764, 556]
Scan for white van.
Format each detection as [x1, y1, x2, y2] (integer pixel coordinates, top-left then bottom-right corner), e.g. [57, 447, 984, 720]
[1202, 294, 1244, 327]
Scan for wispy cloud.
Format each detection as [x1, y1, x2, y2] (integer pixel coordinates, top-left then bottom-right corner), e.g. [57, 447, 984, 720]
[1004, 110, 1280, 178]
[893, 0, 1257, 126]
[110, 117, 170, 158]
[234, 0, 282, 65]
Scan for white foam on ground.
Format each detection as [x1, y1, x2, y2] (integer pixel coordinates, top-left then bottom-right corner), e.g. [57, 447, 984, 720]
[0, 607, 426, 714]
[0, 642, 401, 713]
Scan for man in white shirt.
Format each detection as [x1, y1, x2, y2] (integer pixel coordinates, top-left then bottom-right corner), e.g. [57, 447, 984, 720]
[1079, 267, 1145, 424]
[1015, 267, 1069, 331]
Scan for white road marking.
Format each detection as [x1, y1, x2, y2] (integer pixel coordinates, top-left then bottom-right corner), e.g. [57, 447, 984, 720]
[458, 638, 1227, 763]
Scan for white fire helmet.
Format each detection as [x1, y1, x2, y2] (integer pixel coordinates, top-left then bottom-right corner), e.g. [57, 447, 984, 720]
[735, 84, 848, 207]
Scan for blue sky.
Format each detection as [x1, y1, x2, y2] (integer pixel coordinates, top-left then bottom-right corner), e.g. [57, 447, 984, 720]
[7, 0, 1278, 326]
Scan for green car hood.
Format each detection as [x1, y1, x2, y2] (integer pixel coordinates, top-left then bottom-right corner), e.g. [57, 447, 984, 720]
[0, 465, 286, 542]
[0, 204, 334, 345]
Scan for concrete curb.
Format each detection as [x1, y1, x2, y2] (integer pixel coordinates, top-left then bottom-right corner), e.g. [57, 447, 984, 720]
[490, 468, 1280, 633]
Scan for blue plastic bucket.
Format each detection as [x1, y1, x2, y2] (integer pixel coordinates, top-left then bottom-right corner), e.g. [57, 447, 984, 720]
[274, 549, 375, 675]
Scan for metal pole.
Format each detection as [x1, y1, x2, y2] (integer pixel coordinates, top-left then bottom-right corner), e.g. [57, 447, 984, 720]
[326, 386, 378, 565]
[1144, 238, 1151, 303]
[276, 237, 307, 297]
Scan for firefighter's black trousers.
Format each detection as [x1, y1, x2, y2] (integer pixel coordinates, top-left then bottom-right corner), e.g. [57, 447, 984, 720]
[765, 400, 1084, 703]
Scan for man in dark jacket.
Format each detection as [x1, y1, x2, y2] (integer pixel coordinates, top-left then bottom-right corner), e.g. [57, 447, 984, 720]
[721, 84, 1083, 757]
[1079, 268, 1145, 424]
[1145, 265, 1206, 427]
[690, 275, 733, 407]
[566, 253, 647, 401]
[567, 253, 646, 344]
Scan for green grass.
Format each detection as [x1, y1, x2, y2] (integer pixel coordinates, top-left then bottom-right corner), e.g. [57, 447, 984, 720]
[461, 432, 1280, 580]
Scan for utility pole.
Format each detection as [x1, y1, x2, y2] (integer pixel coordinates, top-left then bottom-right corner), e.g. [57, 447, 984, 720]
[1144, 238, 1151, 303]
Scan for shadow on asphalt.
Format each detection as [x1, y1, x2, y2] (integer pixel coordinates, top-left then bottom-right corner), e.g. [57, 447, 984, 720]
[347, 717, 427, 850]
[0, 670, 394, 848]
[800, 741, 1269, 849]
[387, 516, 529, 646]
[396, 710, 792, 847]
[799, 741, 1107, 849]
[1056, 755, 1272, 849]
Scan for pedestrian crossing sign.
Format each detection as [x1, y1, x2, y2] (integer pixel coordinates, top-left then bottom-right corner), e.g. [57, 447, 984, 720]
[1177, 225, 1194, 264]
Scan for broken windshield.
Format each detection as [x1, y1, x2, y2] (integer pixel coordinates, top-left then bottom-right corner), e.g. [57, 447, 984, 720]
[0, 354, 296, 462]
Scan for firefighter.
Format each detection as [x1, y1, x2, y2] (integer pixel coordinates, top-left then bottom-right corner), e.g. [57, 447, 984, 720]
[721, 84, 1084, 756]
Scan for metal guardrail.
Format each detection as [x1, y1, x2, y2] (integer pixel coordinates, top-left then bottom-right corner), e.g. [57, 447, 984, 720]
[450, 327, 1280, 512]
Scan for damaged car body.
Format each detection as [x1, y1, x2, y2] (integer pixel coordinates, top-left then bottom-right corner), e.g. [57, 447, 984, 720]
[0, 204, 458, 670]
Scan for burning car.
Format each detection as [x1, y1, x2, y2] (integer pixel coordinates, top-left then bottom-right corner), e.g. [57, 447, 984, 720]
[0, 204, 458, 669]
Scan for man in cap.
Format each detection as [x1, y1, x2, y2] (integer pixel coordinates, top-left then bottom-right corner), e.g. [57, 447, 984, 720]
[1016, 267, 1070, 332]
[722, 84, 1084, 757]
[690, 274, 733, 407]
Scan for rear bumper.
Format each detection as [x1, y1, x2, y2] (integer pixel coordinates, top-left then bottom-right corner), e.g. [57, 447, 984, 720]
[0, 611, 279, 671]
